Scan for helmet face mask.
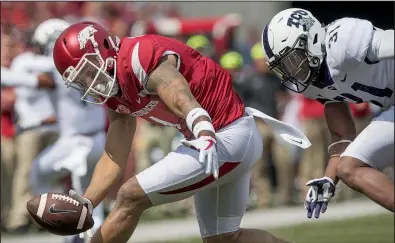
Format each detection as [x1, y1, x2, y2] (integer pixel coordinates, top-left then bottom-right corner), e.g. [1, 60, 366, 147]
[63, 53, 118, 104]
[267, 34, 321, 93]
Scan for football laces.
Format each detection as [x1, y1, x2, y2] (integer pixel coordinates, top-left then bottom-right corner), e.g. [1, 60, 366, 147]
[51, 193, 80, 206]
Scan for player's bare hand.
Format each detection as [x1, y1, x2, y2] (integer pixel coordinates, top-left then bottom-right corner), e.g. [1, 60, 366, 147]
[181, 136, 219, 179]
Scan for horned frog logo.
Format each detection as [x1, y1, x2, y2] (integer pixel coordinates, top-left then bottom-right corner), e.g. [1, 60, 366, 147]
[299, 16, 315, 31]
[77, 25, 98, 50]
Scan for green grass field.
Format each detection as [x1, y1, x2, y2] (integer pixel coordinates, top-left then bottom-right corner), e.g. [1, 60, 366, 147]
[150, 213, 394, 243]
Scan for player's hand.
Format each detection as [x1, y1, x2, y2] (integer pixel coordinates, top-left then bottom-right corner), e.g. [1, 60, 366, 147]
[181, 136, 219, 179]
[69, 190, 94, 239]
[304, 177, 336, 219]
[69, 190, 93, 214]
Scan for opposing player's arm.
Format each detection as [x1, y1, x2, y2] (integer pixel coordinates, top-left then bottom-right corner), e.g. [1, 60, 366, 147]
[145, 54, 215, 139]
[323, 101, 357, 184]
[83, 108, 136, 207]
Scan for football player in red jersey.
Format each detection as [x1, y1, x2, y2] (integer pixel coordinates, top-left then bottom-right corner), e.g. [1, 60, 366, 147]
[52, 21, 300, 243]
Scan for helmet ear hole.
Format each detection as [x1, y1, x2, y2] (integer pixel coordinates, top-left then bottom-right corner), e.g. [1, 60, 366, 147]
[313, 34, 318, 44]
[63, 38, 67, 45]
[103, 39, 109, 49]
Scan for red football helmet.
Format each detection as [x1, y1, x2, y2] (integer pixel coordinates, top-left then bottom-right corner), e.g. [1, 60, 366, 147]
[53, 21, 120, 104]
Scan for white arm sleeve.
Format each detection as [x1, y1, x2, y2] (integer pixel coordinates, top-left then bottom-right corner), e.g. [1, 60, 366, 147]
[1, 66, 39, 88]
[367, 28, 394, 62]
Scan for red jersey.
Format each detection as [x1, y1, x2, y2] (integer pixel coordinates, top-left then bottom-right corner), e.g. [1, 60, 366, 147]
[298, 96, 325, 120]
[105, 35, 244, 139]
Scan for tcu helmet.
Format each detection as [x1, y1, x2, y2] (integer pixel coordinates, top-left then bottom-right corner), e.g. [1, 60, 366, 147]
[262, 8, 326, 93]
[33, 18, 71, 55]
[53, 22, 120, 104]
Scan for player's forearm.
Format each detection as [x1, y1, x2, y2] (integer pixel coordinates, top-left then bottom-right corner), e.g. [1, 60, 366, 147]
[159, 81, 202, 118]
[83, 153, 123, 208]
[324, 132, 355, 184]
[160, 86, 215, 138]
[148, 62, 202, 118]
[147, 59, 215, 138]
[325, 157, 341, 184]
[84, 111, 136, 207]
[323, 102, 356, 183]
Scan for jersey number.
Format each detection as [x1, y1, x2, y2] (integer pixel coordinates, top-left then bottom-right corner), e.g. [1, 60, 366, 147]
[287, 10, 309, 31]
[328, 25, 340, 49]
[334, 82, 393, 107]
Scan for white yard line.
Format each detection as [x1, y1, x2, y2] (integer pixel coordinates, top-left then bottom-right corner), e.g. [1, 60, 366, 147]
[1, 199, 389, 243]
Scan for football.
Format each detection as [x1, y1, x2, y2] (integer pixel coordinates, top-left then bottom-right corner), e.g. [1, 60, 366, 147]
[26, 193, 94, 236]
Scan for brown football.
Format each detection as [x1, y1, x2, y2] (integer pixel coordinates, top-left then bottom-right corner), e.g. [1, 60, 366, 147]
[26, 193, 94, 236]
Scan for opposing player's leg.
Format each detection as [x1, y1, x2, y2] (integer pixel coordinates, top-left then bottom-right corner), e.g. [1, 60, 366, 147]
[336, 106, 394, 212]
[91, 116, 291, 243]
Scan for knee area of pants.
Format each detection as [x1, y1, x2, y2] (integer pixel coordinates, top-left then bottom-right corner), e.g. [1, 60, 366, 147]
[204, 230, 241, 243]
[117, 178, 151, 212]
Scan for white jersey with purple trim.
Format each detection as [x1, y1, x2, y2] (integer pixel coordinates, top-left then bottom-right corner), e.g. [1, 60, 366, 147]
[11, 51, 106, 135]
[11, 51, 58, 131]
[302, 18, 394, 110]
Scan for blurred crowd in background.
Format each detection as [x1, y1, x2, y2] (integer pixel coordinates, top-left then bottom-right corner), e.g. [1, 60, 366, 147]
[1, 1, 391, 235]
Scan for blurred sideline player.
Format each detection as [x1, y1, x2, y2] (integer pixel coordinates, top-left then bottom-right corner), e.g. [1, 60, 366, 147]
[244, 44, 286, 206]
[51, 21, 308, 243]
[277, 92, 304, 204]
[186, 34, 215, 59]
[1, 31, 59, 233]
[30, 19, 107, 243]
[262, 8, 394, 217]
[3, 19, 107, 242]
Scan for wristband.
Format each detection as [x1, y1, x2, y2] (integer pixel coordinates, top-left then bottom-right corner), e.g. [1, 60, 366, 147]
[186, 108, 214, 138]
[328, 140, 352, 154]
[322, 176, 335, 185]
[193, 120, 215, 138]
[186, 108, 211, 131]
[330, 154, 341, 158]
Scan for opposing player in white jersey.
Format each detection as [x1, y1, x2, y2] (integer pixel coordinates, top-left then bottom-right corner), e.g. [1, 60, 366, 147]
[3, 19, 107, 242]
[261, 8, 394, 217]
